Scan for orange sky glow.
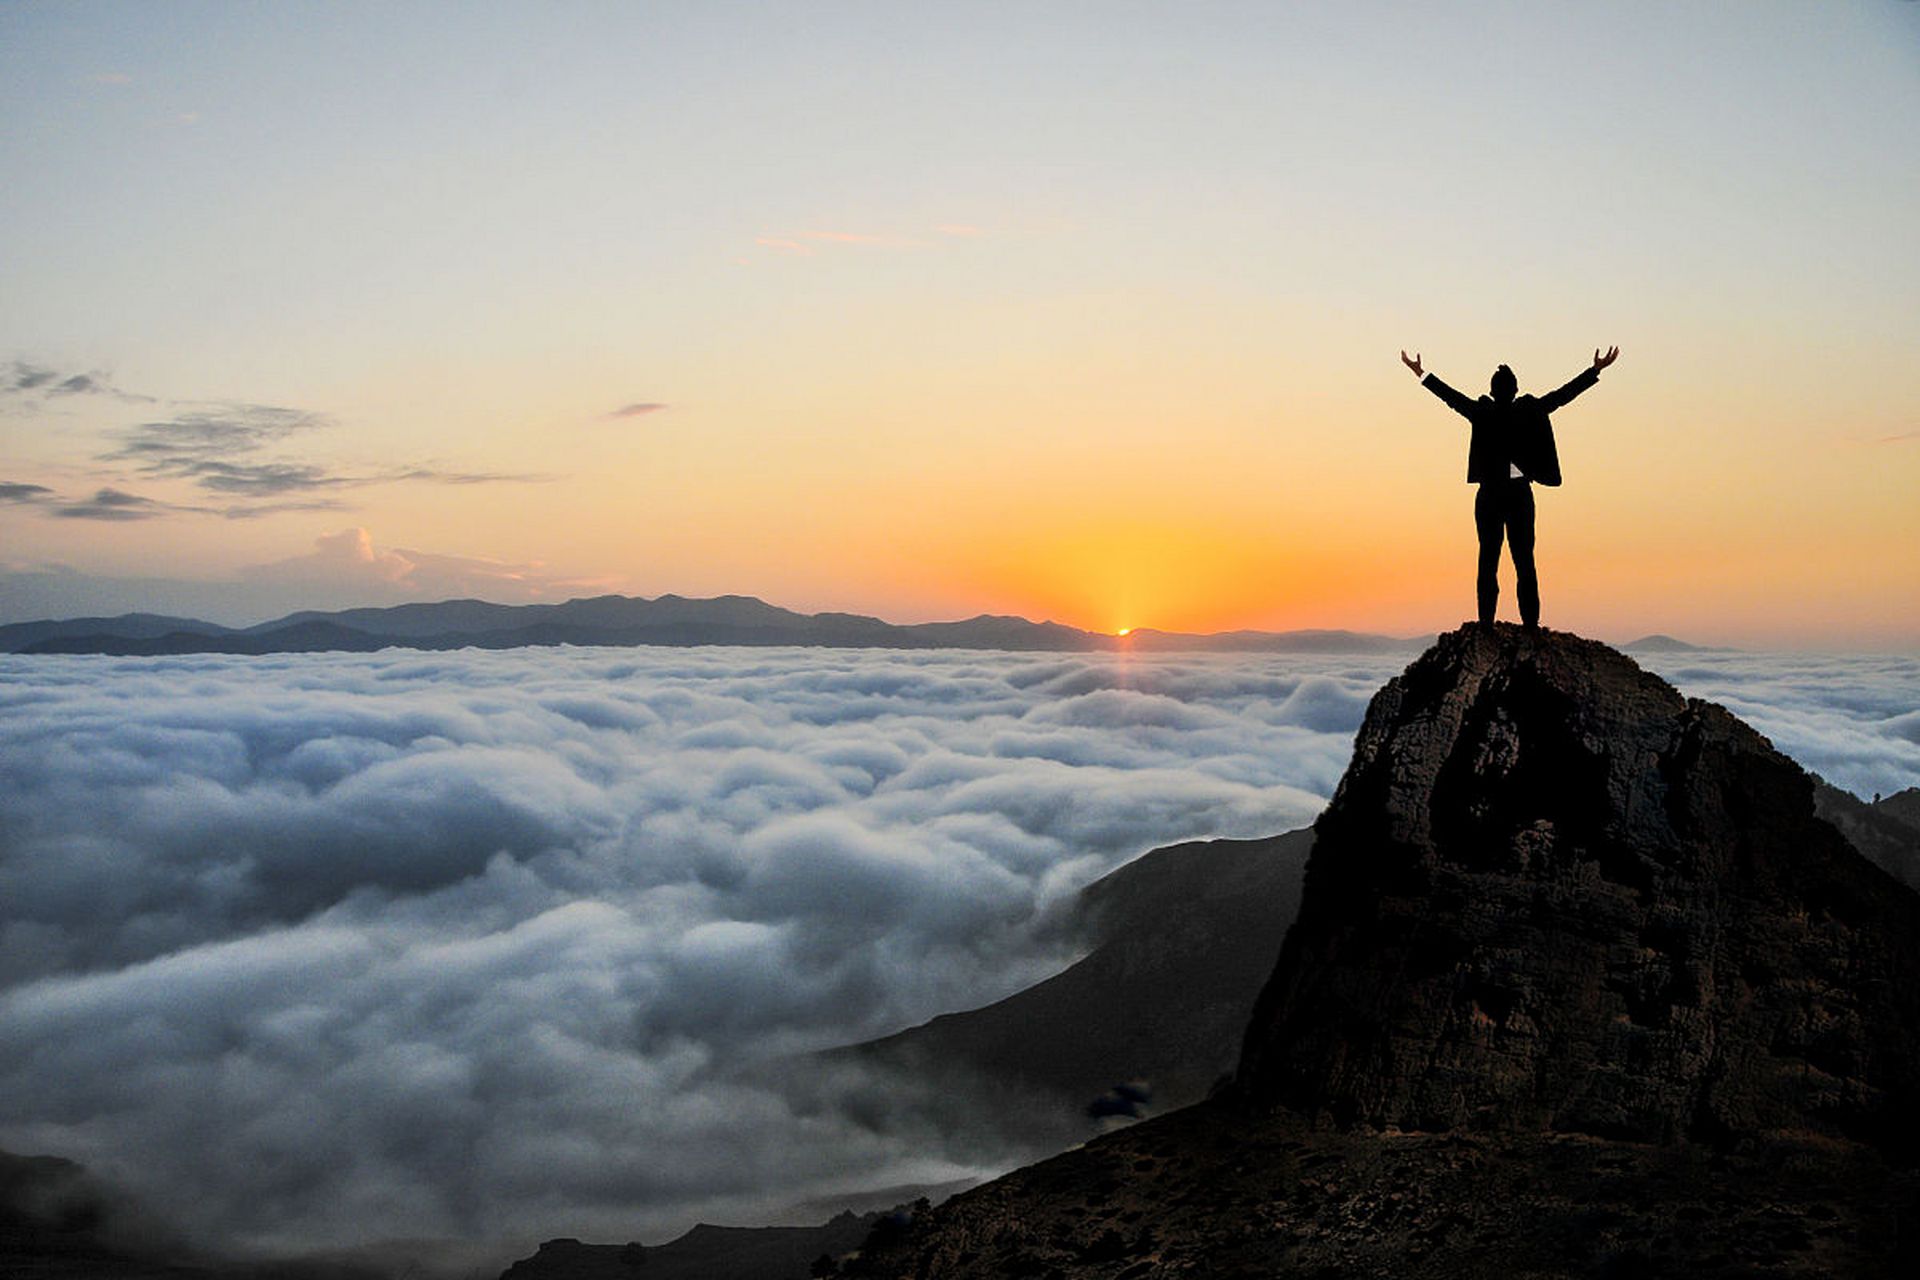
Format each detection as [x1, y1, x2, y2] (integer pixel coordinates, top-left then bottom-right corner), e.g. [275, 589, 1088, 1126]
[1, 3, 1916, 649]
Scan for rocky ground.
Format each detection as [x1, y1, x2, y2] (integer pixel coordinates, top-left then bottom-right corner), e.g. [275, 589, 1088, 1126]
[845, 1101, 1917, 1278]
[843, 626, 1920, 1278]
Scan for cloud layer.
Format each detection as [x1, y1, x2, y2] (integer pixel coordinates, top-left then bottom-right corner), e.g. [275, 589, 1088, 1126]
[1635, 650, 1920, 802]
[0, 646, 1383, 1257]
[0, 644, 1912, 1261]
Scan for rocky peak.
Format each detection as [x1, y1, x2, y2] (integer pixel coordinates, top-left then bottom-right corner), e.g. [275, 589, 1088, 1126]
[1235, 624, 1920, 1149]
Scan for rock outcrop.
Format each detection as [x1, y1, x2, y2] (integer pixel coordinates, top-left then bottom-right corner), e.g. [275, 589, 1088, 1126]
[499, 1212, 880, 1280]
[1235, 625, 1920, 1148]
[1816, 780, 1920, 892]
[846, 626, 1920, 1278]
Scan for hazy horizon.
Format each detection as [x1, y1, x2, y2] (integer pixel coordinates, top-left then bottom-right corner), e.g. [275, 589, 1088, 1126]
[6, 564, 1916, 660]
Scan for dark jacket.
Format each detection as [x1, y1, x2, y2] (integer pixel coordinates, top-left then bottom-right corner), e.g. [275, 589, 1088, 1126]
[1421, 367, 1598, 486]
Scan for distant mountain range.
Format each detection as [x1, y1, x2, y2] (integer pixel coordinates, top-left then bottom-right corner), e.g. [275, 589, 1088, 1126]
[1, 593, 1437, 657]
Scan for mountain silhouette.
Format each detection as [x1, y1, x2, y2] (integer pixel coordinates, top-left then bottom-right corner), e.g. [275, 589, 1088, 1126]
[837, 831, 1314, 1123]
[4, 593, 1426, 657]
[843, 625, 1920, 1278]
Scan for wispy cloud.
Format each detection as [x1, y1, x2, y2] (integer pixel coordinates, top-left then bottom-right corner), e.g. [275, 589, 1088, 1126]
[1875, 430, 1917, 446]
[108, 404, 330, 466]
[184, 461, 354, 497]
[0, 481, 55, 505]
[218, 499, 354, 520]
[104, 405, 334, 496]
[100, 406, 552, 504]
[51, 487, 180, 521]
[606, 402, 668, 419]
[389, 466, 553, 486]
[798, 229, 900, 245]
[3, 361, 152, 404]
[752, 228, 934, 257]
[7, 363, 58, 392]
[9, 365, 551, 522]
[756, 235, 812, 256]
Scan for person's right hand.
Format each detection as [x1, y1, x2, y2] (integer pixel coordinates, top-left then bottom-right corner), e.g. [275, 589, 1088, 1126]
[1400, 350, 1423, 377]
[1592, 345, 1619, 371]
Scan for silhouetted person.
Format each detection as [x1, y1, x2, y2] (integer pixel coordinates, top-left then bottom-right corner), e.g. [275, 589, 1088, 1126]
[1401, 346, 1619, 627]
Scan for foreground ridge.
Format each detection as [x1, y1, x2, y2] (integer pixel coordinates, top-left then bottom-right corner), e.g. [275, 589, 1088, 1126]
[846, 625, 1920, 1278]
[1237, 623, 1920, 1145]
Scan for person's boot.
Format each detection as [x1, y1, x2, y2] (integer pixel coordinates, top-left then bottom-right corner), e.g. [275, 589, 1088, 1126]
[1477, 583, 1498, 627]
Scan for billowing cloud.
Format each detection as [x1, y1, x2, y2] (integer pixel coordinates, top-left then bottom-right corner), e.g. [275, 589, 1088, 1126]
[0, 531, 618, 625]
[0, 643, 1911, 1265]
[0, 645, 1391, 1258]
[239, 527, 619, 604]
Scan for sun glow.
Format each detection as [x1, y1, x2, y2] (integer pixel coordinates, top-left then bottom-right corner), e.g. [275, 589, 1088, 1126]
[1116, 627, 1132, 636]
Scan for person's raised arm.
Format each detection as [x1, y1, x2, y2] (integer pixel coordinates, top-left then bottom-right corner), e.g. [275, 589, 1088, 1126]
[1405, 350, 1475, 418]
[1539, 345, 1617, 412]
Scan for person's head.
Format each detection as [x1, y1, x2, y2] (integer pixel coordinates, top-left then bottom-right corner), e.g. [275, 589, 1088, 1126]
[1489, 364, 1518, 404]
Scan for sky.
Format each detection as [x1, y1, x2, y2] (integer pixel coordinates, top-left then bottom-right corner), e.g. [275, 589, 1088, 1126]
[2, 644, 1914, 1266]
[2, 1, 1918, 648]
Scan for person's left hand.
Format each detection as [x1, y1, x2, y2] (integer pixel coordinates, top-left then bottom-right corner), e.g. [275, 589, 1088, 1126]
[1401, 350, 1423, 377]
[1592, 345, 1619, 371]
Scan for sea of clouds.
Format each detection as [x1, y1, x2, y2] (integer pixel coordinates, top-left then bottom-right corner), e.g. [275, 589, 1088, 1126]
[0, 642, 1915, 1265]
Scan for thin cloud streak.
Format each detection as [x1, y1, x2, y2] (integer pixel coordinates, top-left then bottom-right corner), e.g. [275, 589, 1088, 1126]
[93, 405, 552, 504]
[751, 227, 950, 257]
[50, 487, 181, 521]
[2, 362, 152, 404]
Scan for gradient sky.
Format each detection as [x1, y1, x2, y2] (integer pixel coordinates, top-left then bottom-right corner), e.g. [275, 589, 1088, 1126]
[2, 1, 1917, 647]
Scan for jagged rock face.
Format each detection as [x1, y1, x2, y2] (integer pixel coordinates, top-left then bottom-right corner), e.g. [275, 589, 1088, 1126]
[1236, 625, 1920, 1148]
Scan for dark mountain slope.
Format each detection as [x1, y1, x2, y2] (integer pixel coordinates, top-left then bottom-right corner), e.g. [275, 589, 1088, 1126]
[848, 625, 1920, 1278]
[843, 830, 1314, 1115]
[0, 613, 234, 651]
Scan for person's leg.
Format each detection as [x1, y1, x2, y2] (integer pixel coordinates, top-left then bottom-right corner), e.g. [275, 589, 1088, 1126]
[1508, 481, 1539, 627]
[1473, 483, 1503, 624]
